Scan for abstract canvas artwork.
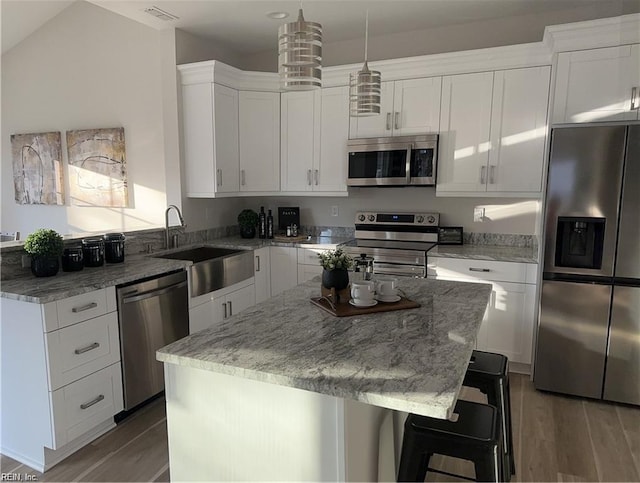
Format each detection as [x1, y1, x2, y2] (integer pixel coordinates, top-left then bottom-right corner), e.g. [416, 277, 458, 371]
[66, 127, 129, 207]
[11, 131, 65, 205]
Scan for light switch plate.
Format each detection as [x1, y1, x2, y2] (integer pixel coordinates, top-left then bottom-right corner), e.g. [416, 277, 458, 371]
[474, 207, 485, 222]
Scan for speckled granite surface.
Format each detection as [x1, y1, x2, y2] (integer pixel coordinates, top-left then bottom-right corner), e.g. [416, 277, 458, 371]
[157, 277, 492, 419]
[429, 245, 538, 263]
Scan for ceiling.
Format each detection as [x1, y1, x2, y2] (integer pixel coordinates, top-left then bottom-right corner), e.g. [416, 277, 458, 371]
[3, 0, 640, 55]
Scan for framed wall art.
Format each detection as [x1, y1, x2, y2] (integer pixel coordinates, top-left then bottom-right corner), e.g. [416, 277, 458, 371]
[66, 127, 129, 207]
[11, 131, 65, 205]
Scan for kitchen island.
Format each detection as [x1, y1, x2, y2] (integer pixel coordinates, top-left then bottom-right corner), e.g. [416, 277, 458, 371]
[157, 277, 491, 481]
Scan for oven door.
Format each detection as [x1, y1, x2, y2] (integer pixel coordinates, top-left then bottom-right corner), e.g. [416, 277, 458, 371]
[374, 262, 426, 278]
[347, 142, 411, 186]
[409, 140, 437, 185]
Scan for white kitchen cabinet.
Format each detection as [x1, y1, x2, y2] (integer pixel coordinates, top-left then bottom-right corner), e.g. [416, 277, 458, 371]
[487, 66, 550, 193]
[428, 257, 537, 368]
[239, 91, 281, 192]
[270, 247, 298, 296]
[437, 67, 550, 196]
[553, 44, 640, 124]
[437, 72, 494, 193]
[297, 247, 329, 283]
[317, 86, 350, 192]
[349, 77, 441, 138]
[280, 90, 321, 192]
[182, 83, 240, 196]
[0, 288, 123, 472]
[189, 279, 256, 334]
[254, 247, 271, 304]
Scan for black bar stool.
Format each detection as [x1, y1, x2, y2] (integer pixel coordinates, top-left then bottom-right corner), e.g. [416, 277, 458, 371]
[463, 350, 514, 480]
[397, 400, 503, 482]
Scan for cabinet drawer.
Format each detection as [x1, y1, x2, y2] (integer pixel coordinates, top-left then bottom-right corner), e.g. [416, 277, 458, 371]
[56, 289, 111, 329]
[50, 362, 123, 449]
[429, 257, 528, 283]
[297, 247, 328, 266]
[46, 312, 121, 391]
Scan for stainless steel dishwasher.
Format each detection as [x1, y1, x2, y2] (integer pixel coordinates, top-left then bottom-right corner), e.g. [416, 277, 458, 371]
[117, 270, 188, 410]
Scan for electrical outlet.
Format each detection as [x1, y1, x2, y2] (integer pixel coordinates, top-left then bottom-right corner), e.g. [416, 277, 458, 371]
[474, 207, 485, 222]
[331, 206, 339, 217]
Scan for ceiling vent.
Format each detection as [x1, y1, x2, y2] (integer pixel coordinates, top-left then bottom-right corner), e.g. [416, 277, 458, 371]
[144, 6, 179, 21]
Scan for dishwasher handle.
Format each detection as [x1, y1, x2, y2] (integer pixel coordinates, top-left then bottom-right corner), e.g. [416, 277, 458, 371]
[121, 281, 188, 304]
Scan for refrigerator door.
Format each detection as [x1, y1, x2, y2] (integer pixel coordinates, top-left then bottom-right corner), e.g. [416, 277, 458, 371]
[534, 280, 611, 398]
[543, 125, 626, 278]
[615, 125, 640, 280]
[603, 286, 640, 405]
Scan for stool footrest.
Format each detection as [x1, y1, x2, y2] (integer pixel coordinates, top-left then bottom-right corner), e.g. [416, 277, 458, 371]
[426, 467, 476, 482]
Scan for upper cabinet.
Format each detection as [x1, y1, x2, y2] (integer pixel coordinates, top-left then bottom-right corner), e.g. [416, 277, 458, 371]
[349, 77, 441, 139]
[182, 83, 240, 196]
[239, 91, 281, 192]
[553, 45, 640, 124]
[437, 66, 550, 196]
[280, 87, 349, 193]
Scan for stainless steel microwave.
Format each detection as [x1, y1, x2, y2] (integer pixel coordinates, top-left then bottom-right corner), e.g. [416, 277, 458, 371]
[347, 134, 438, 186]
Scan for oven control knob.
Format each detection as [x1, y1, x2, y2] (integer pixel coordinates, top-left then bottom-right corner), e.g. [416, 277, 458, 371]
[416, 215, 425, 223]
[427, 215, 436, 224]
[358, 214, 366, 222]
[368, 215, 375, 222]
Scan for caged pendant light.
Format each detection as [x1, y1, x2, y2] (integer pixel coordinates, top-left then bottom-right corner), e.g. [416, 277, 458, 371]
[350, 11, 381, 116]
[278, 4, 322, 90]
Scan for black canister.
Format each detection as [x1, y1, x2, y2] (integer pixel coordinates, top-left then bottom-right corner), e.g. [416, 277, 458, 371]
[82, 237, 105, 267]
[62, 246, 84, 272]
[103, 233, 125, 263]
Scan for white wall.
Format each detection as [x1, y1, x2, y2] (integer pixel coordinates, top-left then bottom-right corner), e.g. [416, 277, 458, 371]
[238, 3, 636, 71]
[250, 190, 539, 235]
[1, 1, 169, 237]
[175, 29, 244, 66]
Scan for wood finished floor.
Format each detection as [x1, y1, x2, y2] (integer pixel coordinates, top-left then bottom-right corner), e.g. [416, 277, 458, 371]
[1, 374, 638, 482]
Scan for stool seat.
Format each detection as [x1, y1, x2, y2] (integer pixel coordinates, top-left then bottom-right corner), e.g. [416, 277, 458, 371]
[465, 350, 508, 378]
[398, 400, 503, 482]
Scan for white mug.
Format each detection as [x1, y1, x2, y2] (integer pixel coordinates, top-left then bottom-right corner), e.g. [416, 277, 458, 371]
[351, 280, 375, 303]
[376, 276, 398, 297]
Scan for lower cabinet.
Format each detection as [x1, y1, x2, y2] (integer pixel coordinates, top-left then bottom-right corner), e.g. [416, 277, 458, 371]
[428, 257, 537, 367]
[189, 279, 256, 334]
[254, 247, 271, 303]
[270, 247, 298, 296]
[297, 247, 328, 283]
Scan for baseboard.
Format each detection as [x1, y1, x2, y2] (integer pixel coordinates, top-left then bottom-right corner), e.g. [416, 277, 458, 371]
[509, 362, 531, 375]
[2, 418, 116, 473]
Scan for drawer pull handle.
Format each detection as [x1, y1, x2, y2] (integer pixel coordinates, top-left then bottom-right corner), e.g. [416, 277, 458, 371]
[469, 268, 491, 272]
[80, 394, 104, 410]
[75, 342, 100, 355]
[72, 302, 98, 313]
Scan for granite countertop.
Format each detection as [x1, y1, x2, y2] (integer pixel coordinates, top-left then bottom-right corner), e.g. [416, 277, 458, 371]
[429, 244, 538, 263]
[157, 277, 492, 419]
[0, 236, 352, 303]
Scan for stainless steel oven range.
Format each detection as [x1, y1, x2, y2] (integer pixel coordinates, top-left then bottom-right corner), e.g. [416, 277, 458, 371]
[342, 211, 440, 278]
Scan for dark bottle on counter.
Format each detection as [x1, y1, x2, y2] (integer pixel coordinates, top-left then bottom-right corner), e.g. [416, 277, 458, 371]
[258, 206, 267, 239]
[267, 209, 274, 239]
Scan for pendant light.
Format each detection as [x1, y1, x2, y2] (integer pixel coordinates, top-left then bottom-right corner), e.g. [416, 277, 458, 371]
[350, 11, 381, 116]
[278, 4, 322, 90]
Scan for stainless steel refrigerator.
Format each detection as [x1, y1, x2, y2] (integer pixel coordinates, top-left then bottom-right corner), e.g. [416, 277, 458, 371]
[534, 124, 640, 405]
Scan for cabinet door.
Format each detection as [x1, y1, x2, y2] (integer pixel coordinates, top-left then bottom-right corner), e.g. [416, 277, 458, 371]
[189, 295, 224, 333]
[393, 77, 441, 136]
[349, 81, 395, 139]
[317, 86, 349, 192]
[488, 66, 550, 193]
[226, 284, 256, 318]
[437, 72, 494, 193]
[553, 45, 640, 123]
[281, 91, 320, 192]
[213, 84, 240, 193]
[297, 264, 323, 283]
[239, 91, 281, 191]
[254, 247, 271, 304]
[270, 247, 298, 296]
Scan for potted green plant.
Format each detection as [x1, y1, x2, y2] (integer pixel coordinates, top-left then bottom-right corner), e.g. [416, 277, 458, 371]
[237, 209, 259, 239]
[23, 228, 64, 277]
[318, 248, 353, 290]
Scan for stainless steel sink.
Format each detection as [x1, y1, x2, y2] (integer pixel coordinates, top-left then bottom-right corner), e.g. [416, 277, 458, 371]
[155, 246, 254, 297]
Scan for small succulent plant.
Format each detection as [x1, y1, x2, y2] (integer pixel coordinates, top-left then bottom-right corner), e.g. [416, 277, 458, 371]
[23, 228, 64, 258]
[318, 248, 353, 270]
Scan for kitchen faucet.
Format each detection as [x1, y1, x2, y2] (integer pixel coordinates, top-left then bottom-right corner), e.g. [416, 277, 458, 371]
[165, 205, 186, 249]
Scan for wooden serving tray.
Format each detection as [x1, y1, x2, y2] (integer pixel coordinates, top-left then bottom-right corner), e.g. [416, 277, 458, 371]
[310, 296, 420, 317]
